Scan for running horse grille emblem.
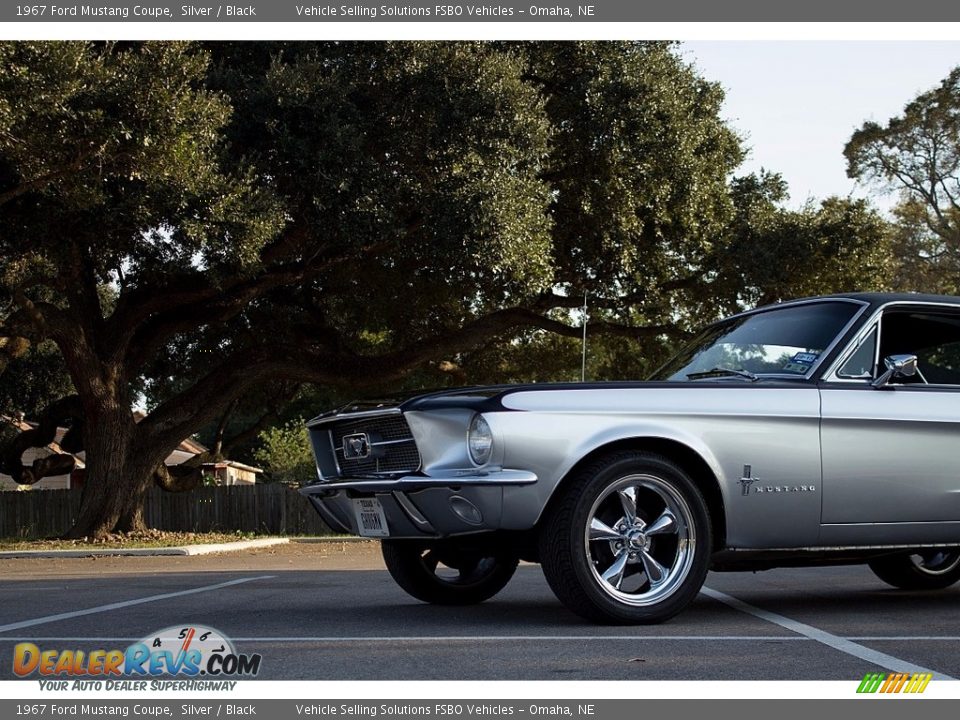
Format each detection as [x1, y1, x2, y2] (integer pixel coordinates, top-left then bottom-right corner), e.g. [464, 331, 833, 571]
[342, 433, 371, 460]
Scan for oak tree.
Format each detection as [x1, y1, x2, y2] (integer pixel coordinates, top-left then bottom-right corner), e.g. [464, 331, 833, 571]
[1, 41, 893, 537]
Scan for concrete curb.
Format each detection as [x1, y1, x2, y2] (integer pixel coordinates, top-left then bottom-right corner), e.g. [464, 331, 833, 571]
[291, 536, 374, 543]
[0, 537, 291, 559]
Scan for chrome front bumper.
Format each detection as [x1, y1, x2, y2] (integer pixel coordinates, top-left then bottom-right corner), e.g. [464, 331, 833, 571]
[300, 470, 537, 538]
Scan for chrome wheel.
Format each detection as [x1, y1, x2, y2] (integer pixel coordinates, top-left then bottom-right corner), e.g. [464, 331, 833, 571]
[585, 474, 695, 607]
[539, 451, 711, 624]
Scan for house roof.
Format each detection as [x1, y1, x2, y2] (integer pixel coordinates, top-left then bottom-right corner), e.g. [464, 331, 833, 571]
[202, 460, 264, 474]
[178, 437, 210, 455]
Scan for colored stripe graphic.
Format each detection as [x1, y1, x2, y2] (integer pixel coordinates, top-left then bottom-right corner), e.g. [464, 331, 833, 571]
[857, 672, 885, 693]
[857, 672, 932, 694]
[913, 674, 933, 694]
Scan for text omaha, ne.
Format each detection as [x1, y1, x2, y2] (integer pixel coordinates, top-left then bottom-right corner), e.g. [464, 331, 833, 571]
[296, 4, 593, 18]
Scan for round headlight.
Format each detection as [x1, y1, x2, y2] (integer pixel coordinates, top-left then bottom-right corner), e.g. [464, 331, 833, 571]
[467, 414, 493, 466]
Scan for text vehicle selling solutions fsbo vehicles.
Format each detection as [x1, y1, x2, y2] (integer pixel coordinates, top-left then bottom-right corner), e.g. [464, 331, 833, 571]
[301, 293, 960, 623]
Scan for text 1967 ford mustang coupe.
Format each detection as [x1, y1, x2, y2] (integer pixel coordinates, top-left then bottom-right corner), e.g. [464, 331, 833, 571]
[302, 293, 960, 624]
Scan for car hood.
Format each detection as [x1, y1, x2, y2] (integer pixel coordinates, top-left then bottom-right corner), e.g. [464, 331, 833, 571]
[398, 379, 777, 413]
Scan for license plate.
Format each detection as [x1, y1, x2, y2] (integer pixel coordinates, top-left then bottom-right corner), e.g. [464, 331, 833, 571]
[352, 497, 389, 537]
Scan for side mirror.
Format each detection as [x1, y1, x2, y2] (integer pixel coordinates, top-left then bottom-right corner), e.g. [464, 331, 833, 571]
[872, 354, 918, 389]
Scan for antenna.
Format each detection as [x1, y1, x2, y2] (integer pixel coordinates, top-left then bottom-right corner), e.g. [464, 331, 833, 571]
[580, 289, 588, 382]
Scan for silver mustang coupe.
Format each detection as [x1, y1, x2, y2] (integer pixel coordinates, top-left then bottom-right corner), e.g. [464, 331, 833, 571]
[302, 293, 960, 624]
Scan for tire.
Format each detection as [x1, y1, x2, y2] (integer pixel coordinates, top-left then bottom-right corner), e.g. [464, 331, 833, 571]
[381, 539, 519, 605]
[868, 550, 960, 590]
[539, 451, 712, 624]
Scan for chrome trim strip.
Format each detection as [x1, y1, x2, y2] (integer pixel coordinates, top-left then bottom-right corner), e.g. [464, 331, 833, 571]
[334, 437, 416, 453]
[328, 429, 342, 476]
[719, 296, 868, 324]
[307, 407, 402, 428]
[301, 469, 538, 494]
[727, 542, 960, 552]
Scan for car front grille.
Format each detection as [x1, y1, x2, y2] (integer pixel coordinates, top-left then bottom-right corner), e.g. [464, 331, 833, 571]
[319, 413, 421, 478]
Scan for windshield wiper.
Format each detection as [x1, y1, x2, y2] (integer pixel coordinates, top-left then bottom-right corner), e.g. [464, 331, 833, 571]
[686, 367, 759, 382]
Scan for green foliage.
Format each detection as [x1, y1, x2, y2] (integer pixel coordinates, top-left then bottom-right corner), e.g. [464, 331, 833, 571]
[253, 420, 315, 485]
[210, 42, 555, 330]
[720, 182, 895, 307]
[526, 42, 744, 291]
[0, 42, 283, 293]
[888, 199, 960, 295]
[845, 66, 960, 293]
[1, 41, 904, 437]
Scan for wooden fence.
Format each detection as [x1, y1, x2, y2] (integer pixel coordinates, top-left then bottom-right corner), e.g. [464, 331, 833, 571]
[0, 484, 333, 539]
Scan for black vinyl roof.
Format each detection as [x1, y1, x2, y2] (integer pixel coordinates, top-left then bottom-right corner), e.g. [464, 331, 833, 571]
[753, 292, 960, 315]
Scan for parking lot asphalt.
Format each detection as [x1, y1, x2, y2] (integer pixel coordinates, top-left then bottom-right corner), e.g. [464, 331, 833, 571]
[1, 541, 958, 681]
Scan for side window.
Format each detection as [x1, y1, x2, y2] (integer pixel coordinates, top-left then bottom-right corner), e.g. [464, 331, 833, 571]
[878, 308, 960, 386]
[838, 326, 877, 379]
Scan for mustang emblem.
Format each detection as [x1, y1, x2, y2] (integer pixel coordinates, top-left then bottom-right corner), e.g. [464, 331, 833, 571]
[755, 485, 817, 494]
[342, 433, 371, 459]
[739, 465, 756, 496]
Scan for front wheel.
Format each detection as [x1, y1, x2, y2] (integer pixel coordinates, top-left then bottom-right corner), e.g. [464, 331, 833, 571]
[539, 452, 712, 624]
[381, 539, 519, 605]
[868, 550, 960, 590]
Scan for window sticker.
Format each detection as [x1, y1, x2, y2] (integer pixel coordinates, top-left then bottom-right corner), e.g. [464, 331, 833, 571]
[791, 352, 819, 364]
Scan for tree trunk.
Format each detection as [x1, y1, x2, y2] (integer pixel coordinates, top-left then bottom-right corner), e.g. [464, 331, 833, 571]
[116, 502, 148, 534]
[64, 407, 161, 539]
[65, 409, 131, 539]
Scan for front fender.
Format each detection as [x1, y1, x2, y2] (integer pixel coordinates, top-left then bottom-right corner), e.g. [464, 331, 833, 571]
[487, 412, 728, 531]
[488, 386, 822, 547]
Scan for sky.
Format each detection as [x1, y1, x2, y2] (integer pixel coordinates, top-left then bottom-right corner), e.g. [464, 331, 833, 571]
[682, 41, 960, 212]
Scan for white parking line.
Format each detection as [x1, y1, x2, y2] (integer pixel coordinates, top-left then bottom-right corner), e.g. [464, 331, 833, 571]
[0, 635, 808, 642]
[1, 634, 958, 643]
[850, 636, 960, 641]
[700, 586, 956, 680]
[0, 576, 275, 634]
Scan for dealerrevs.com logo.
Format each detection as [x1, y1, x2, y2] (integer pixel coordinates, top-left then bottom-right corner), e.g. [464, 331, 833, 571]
[14, 625, 261, 690]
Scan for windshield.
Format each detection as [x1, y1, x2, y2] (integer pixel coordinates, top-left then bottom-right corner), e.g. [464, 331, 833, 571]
[650, 301, 861, 381]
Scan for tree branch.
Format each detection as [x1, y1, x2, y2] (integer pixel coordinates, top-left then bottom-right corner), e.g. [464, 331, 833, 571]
[152, 463, 204, 493]
[0, 395, 82, 485]
[211, 399, 238, 458]
[139, 303, 681, 453]
[0, 147, 102, 207]
[116, 234, 394, 371]
[361, 307, 678, 378]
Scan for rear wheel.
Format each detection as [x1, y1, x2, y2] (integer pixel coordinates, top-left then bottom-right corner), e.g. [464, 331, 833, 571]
[868, 550, 960, 590]
[381, 539, 519, 605]
[539, 451, 711, 624]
